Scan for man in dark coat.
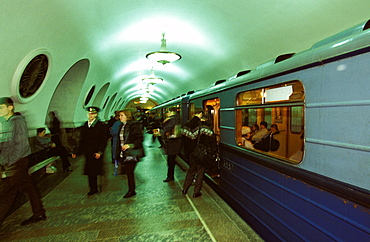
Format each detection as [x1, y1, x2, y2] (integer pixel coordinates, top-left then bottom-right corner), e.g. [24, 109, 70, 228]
[162, 107, 182, 182]
[78, 107, 108, 195]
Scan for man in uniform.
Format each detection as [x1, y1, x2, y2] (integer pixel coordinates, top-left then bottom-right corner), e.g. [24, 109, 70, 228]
[78, 107, 108, 195]
[0, 97, 46, 226]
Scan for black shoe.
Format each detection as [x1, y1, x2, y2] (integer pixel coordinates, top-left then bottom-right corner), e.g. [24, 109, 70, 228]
[123, 191, 136, 198]
[193, 192, 202, 198]
[21, 215, 46, 226]
[163, 178, 174, 182]
[182, 190, 187, 195]
[87, 191, 98, 196]
[64, 168, 72, 172]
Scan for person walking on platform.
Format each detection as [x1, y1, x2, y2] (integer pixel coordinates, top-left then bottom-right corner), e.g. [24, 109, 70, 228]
[47, 111, 72, 171]
[182, 108, 217, 198]
[0, 97, 46, 226]
[147, 111, 164, 148]
[110, 112, 121, 174]
[112, 109, 144, 198]
[162, 107, 182, 182]
[77, 107, 108, 196]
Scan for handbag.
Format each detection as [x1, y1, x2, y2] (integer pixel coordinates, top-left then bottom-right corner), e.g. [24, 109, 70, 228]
[122, 148, 144, 164]
[121, 128, 144, 164]
[190, 126, 216, 169]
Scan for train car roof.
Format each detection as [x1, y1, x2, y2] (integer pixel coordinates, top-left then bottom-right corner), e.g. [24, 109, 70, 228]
[185, 21, 370, 100]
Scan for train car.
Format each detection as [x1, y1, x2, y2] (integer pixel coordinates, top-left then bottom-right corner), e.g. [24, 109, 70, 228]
[153, 20, 370, 240]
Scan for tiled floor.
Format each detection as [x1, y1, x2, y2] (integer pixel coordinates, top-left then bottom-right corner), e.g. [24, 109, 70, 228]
[0, 135, 263, 241]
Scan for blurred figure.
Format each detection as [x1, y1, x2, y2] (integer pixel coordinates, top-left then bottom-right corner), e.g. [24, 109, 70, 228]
[250, 124, 259, 139]
[109, 111, 120, 166]
[251, 121, 269, 144]
[34, 127, 72, 172]
[48, 111, 62, 147]
[0, 97, 46, 226]
[270, 123, 279, 135]
[147, 111, 164, 148]
[241, 126, 254, 149]
[47, 111, 71, 171]
[162, 107, 182, 182]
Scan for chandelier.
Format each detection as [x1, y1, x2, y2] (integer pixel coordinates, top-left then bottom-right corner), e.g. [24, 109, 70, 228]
[142, 67, 163, 84]
[146, 33, 181, 65]
[140, 84, 155, 93]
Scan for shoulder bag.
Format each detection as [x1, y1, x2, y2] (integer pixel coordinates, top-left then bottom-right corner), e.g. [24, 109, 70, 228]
[190, 127, 215, 169]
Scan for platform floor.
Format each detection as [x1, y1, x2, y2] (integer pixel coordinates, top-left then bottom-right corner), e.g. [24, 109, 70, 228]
[0, 134, 263, 241]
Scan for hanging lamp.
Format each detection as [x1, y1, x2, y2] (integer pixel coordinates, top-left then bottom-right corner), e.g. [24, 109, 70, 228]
[146, 33, 181, 65]
[142, 67, 163, 84]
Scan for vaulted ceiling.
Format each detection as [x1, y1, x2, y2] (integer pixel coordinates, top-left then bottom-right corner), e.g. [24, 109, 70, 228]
[1, 0, 369, 124]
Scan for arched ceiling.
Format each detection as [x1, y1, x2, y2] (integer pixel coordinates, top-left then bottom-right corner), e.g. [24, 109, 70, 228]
[1, 1, 370, 120]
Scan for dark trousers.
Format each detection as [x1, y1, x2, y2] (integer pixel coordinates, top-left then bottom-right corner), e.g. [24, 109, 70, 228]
[51, 134, 62, 149]
[183, 159, 206, 194]
[166, 154, 176, 180]
[48, 147, 71, 170]
[88, 175, 98, 193]
[0, 157, 45, 225]
[123, 163, 137, 192]
[50, 134, 71, 170]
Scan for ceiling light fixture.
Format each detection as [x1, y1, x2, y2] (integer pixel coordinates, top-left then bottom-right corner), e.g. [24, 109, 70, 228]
[142, 67, 163, 84]
[146, 33, 181, 65]
[140, 84, 155, 93]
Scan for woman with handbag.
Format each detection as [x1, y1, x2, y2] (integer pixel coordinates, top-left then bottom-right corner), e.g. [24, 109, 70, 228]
[113, 109, 144, 198]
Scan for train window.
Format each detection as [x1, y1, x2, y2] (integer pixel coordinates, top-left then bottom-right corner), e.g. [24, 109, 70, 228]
[236, 80, 304, 163]
[237, 89, 263, 106]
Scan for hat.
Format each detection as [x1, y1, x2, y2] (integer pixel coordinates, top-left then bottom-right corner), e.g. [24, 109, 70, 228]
[242, 126, 251, 135]
[86, 106, 100, 113]
[0, 97, 13, 106]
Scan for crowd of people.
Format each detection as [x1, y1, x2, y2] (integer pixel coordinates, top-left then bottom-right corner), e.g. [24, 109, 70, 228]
[0, 96, 281, 229]
[0, 97, 219, 227]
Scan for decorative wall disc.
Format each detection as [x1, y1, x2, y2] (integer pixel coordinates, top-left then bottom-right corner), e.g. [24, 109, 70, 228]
[19, 54, 48, 98]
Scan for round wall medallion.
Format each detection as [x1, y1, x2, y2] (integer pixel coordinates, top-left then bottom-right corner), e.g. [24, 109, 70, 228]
[19, 54, 49, 98]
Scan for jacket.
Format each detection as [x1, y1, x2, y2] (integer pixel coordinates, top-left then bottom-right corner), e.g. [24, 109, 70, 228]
[0, 114, 31, 166]
[113, 121, 144, 161]
[162, 114, 181, 155]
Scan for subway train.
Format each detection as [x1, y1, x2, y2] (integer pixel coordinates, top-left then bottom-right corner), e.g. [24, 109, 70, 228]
[151, 20, 370, 241]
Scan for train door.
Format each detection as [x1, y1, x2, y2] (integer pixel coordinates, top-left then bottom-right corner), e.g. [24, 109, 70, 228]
[203, 98, 220, 141]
